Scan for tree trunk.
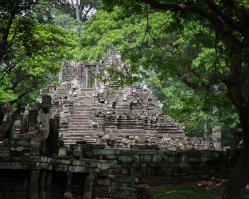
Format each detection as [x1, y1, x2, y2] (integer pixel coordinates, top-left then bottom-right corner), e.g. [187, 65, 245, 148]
[75, 0, 82, 37]
[221, 44, 249, 198]
[222, 145, 249, 199]
[222, 105, 249, 198]
[75, 0, 81, 21]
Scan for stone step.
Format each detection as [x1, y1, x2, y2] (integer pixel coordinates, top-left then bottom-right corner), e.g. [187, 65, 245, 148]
[69, 120, 90, 123]
[71, 115, 91, 118]
[71, 113, 91, 116]
[72, 113, 92, 115]
[72, 110, 92, 113]
[63, 134, 85, 138]
[76, 107, 92, 110]
[59, 129, 69, 132]
[64, 141, 80, 145]
[73, 107, 92, 110]
[77, 96, 92, 99]
[71, 111, 92, 114]
[62, 132, 83, 136]
[76, 101, 92, 104]
[66, 131, 102, 135]
[63, 136, 85, 140]
[77, 104, 92, 107]
[71, 113, 92, 116]
[68, 124, 89, 127]
[67, 126, 89, 129]
[68, 123, 89, 126]
[59, 124, 69, 127]
[68, 122, 90, 125]
[69, 122, 89, 125]
[63, 137, 84, 141]
[70, 116, 91, 119]
[63, 130, 89, 134]
[69, 119, 90, 122]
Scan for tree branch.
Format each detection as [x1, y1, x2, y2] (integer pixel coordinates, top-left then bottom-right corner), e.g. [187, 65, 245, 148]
[223, 0, 249, 27]
[0, 13, 15, 63]
[204, 0, 242, 33]
[176, 72, 211, 92]
[10, 85, 36, 105]
[82, 6, 93, 22]
[139, 0, 242, 46]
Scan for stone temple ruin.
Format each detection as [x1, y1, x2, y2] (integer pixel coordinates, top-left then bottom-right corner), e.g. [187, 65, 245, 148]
[0, 45, 234, 199]
[38, 45, 220, 150]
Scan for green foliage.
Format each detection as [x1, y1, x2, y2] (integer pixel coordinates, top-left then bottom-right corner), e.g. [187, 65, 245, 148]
[32, 0, 78, 29]
[147, 76, 207, 137]
[78, 6, 167, 61]
[78, 6, 240, 145]
[0, 16, 77, 106]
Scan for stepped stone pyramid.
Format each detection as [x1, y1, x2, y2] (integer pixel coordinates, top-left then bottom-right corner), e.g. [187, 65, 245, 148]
[39, 45, 186, 147]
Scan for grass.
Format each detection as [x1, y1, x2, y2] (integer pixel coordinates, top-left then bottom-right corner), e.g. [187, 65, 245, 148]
[150, 184, 249, 199]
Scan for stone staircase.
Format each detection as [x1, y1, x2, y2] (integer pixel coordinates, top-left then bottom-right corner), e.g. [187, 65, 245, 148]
[62, 88, 103, 146]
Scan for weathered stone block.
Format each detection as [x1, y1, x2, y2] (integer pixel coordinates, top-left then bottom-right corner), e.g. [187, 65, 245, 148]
[68, 165, 90, 173]
[168, 157, 175, 164]
[162, 166, 173, 176]
[103, 154, 116, 160]
[72, 160, 82, 166]
[132, 155, 140, 163]
[189, 162, 201, 170]
[152, 154, 162, 163]
[84, 151, 93, 158]
[188, 157, 201, 162]
[40, 156, 48, 162]
[188, 150, 201, 157]
[141, 155, 152, 163]
[101, 149, 116, 155]
[200, 162, 209, 170]
[97, 179, 112, 186]
[201, 174, 211, 179]
[164, 151, 176, 157]
[118, 155, 132, 163]
[93, 149, 103, 155]
[120, 150, 133, 155]
[52, 164, 68, 171]
[200, 150, 212, 161]
[151, 167, 163, 176]
[107, 160, 118, 165]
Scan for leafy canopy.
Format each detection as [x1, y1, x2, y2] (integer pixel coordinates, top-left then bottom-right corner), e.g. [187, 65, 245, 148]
[78, 5, 239, 145]
[0, 0, 78, 109]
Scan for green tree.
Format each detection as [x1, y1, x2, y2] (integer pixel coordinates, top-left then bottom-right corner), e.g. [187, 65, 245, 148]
[147, 75, 240, 147]
[78, 6, 238, 144]
[0, 0, 77, 115]
[100, 1, 249, 198]
[61, 0, 100, 36]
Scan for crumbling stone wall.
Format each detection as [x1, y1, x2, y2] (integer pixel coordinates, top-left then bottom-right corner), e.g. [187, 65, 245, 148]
[75, 143, 237, 185]
[0, 148, 144, 199]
